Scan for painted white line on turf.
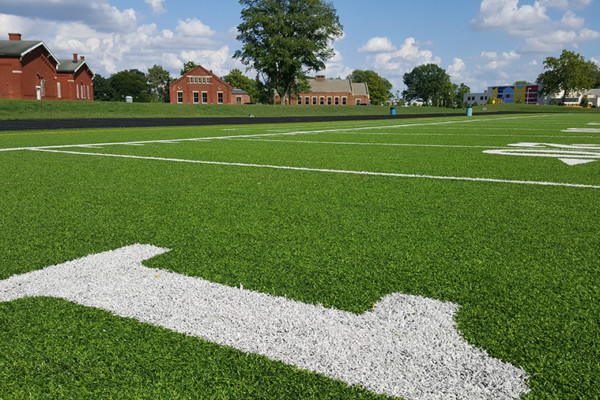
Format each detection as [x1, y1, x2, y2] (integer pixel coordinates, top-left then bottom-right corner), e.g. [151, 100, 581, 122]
[484, 143, 600, 166]
[0, 131, 318, 152]
[0, 244, 530, 400]
[31, 149, 600, 189]
[228, 138, 507, 149]
[561, 128, 600, 133]
[0, 115, 549, 153]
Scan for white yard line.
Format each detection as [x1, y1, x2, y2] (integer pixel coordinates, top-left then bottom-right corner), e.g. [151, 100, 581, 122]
[32, 149, 600, 189]
[227, 138, 506, 149]
[561, 128, 600, 133]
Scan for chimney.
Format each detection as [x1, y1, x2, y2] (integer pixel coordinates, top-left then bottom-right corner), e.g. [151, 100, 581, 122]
[80, 56, 85, 61]
[316, 75, 326, 81]
[73, 53, 78, 62]
[8, 33, 22, 41]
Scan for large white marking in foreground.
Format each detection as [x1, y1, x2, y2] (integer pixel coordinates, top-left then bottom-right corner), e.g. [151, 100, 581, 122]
[484, 142, 600, 165]
[0, 244, 529, 400]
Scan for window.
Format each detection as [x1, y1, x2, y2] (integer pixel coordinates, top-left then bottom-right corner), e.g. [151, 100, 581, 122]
[312, 97, 317, 105]
[298, 97, 302, 105]
[207, 77, 211, 84]
[327, 97, 332, 105]
[305, 96, 309, 104]
[237, 96, 242, 104]
[506, 94, 510, 98]
[57, 82, 61, 99]
[177, 91, 183, 103]
[193, 92, 199, 103]
[356, 99, 361, 105]
[342, 96, 347, 105]
[335, 97, 339, 105]
[202, 92, 207, 103]
[218, 92, 223, 104]
[190, 77, 194, 84]
[76, 83, 79, 99]
[320, 97, 324, 105]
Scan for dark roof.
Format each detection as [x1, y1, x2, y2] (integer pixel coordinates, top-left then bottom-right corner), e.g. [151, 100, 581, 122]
[56, 59, 89, 74]
[306, 78, 369, 96]
[0, 40, 58, 64]
[232, 88, 249, 95]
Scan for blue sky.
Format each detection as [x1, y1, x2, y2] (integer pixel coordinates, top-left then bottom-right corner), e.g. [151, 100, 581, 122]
[1, 0, 599, 93]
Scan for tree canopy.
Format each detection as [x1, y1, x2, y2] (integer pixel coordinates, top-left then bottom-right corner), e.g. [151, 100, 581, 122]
[234, 0, 343, 104]
[180, 61, 198, 76]
[147, 64, 173, 103]
[402, 64, 453, 107]
[224, 69, 260, 103]
[536, 50, 597, 103]
[347, 69, 392, 105]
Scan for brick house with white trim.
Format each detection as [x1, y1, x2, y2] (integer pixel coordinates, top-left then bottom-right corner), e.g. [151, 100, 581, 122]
[0, 33, 94, 101]
[170, 65, 250, 105]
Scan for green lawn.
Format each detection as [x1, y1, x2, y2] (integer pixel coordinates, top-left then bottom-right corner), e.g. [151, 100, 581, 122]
[2, 97, 598, 120]
[1, 113, 599, 399]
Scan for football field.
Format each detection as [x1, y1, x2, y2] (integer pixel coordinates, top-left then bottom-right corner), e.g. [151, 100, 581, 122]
[1, 113, 599, 399]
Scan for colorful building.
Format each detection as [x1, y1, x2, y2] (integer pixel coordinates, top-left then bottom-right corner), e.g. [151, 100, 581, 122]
[0, 33, 94, 101]
[464, 85, 540, 106]
[170, 65, 250, 104]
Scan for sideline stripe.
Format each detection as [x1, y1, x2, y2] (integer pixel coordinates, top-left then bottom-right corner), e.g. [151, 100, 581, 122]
[33, 149, 600, 189]
[228, 138, 506, 149]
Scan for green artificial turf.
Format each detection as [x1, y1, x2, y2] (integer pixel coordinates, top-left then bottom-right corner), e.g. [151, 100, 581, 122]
[1, 113, 599, 399]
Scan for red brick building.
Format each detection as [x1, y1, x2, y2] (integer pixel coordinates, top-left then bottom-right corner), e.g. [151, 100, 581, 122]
[275, 75, 370, 105]
[170, 65, 250, 105]
[0, 33, 94, 101]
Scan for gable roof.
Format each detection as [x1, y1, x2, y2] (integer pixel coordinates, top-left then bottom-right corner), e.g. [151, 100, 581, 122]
[0, 40, 58, 64]
[306, 78, 369, 96]
[57, 59, 93, 76]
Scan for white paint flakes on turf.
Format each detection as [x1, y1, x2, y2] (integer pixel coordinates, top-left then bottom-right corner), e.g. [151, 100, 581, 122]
[32, 148, 600, 189]
[0, 244, 530, 400]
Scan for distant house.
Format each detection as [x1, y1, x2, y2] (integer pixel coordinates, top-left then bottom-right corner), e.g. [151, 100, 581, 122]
[275, 75, 370, 105]
[0, 33, 94, 101]
[170, 65, 250, 104]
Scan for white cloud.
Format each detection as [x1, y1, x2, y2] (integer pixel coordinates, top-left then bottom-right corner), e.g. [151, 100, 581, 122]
[0, 0, 137, 32]
[176, 18, 216, 37]
[322, 49, 353, 79]
[471, 0, 599, 52]
[358, 37, 396, 53]
[145, 0, 165, 14]
[447, 58, 466, 80]
[481, 51, 521, 70]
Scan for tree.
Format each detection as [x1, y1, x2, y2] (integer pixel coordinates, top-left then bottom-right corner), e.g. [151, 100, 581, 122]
[180, 61, 198, 76]
[402, 64, 452, 107]
[147, 65, 173, 103]
[92, 74, 115, 101]
[452, 83, 470, 108]
[234, 0, 343, 104]
[514, 80, 532, 85]
[536, 50, 597, 104]
[347, 69, 392, 105]
[224, 69, 259, 102]
[109, 69, 150, 102]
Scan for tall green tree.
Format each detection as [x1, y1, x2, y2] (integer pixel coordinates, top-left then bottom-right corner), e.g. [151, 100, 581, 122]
[224, 69, 259, 102]
[147, 65, 173, 103]
[536, 50, 597, 104]
[180, 61, 198, 76]
[234, 0, 343, 104]
[402, 64, 452, 107]
[453, 83, 471, 108]
[347, 69, 392, 105]
[92, 74, 115, 101]
[109, 69, 150, 102]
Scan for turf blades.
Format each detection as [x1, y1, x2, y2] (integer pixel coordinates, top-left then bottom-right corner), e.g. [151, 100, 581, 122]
[0, 244, 530, 400]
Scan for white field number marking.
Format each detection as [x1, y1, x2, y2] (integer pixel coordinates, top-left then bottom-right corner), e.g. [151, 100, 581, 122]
[484, 143, 600, 166]
[0, 245, 529, 400]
